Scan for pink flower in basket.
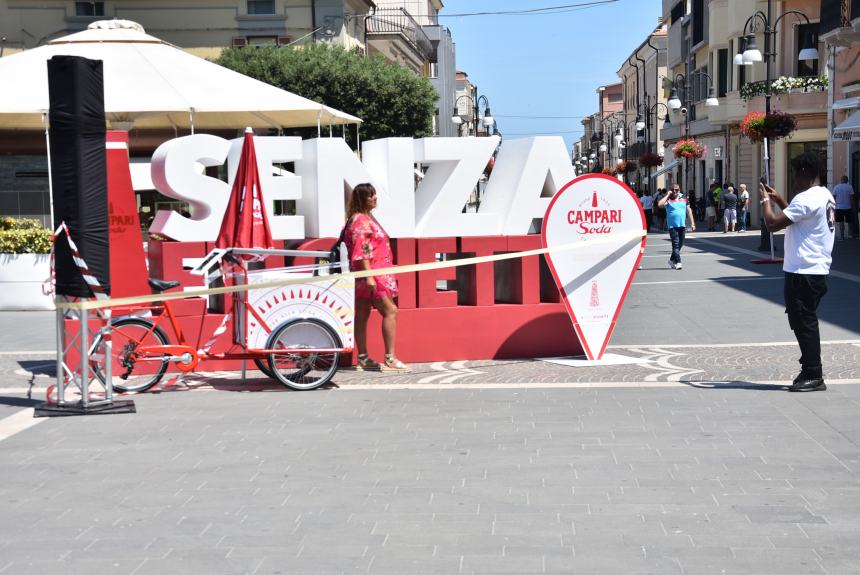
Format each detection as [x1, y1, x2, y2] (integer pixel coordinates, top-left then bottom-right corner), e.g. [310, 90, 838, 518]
[672, 138, 707, 159]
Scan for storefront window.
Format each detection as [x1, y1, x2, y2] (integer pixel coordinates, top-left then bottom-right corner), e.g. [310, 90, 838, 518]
[787, 141, 827, 200]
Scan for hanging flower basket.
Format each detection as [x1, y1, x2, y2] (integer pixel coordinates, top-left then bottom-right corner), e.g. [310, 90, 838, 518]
[739, 110, 797, 142]
[620, 160, 638, 173]
[601, 167, 617, 176]
[672, 138, 707, 159]
[639, 152, 663, 168]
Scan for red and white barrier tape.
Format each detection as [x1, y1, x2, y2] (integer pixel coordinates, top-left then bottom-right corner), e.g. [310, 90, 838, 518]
[53, 221, 109, 301]
[198, 313, 231, 355]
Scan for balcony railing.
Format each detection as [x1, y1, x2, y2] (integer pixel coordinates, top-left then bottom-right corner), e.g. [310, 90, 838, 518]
[366, 8, 436, 63]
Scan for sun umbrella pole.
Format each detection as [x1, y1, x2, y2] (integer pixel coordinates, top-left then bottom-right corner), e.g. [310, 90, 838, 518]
[317, 110, 322, 138]
[356, 124, 361, 158]
[42, 113, 55, 228]
[190, 109, 195, 135]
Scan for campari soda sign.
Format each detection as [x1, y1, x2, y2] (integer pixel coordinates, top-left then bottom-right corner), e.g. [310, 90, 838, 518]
[542, 174, 646, 360]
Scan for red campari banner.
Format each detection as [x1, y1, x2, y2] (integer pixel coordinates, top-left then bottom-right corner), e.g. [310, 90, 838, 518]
[542, 174, 647, 360]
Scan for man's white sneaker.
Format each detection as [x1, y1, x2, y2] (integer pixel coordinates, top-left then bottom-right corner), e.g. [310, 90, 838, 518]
[675, 262, 683, 270]
[668, 259, 676, 269]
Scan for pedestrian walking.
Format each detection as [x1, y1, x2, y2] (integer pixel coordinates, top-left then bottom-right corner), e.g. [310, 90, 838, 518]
[639, 190, 654, 232]
[345, 183, 410, 372]
[705, 183, 717, 231]
[832, 175, 855, 240]
[722, 186, 738, 233]
[658, 184, 695, 269]
[737, 183, 749, 231]
[760, 152, 835, 392]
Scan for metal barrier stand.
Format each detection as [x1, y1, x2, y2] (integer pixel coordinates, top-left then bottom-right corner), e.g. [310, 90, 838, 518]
[35, 299, 136, 417]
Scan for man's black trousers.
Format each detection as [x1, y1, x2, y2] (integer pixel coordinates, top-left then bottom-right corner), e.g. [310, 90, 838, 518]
[784, 272, 828, 379]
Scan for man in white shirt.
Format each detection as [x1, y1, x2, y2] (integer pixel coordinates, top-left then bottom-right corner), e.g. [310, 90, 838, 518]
[760, 152, 835, 392]
[832, 175, 855, 240]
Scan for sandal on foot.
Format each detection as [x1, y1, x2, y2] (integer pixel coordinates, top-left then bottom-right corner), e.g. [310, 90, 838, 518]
[383, 354, 410, 372]
[356, 354, 382, 371]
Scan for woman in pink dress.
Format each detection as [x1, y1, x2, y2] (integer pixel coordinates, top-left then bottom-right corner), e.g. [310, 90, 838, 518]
[344, 183, 409, 372]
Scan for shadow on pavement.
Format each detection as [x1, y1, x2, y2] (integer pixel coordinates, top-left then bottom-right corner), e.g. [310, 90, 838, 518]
[17, 360, 56, 378]
[0, 396, 42, 407]
[681, 380, 789, 391]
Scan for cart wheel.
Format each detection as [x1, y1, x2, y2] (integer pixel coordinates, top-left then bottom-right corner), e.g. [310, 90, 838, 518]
[266, 318, 340, 390]
[254, 359, 276, 380]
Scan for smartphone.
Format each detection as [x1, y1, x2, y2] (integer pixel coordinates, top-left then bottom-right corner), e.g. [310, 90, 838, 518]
[759, 176, 768, 185]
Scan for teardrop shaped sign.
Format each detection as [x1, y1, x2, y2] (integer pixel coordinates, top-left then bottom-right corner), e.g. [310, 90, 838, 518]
[541, 174, 646, 360]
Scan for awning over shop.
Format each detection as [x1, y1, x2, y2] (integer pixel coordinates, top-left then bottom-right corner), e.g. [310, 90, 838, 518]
[832, 97, 860, 110]
[833, 109, 860, 141]
[650, 159, 681, 178]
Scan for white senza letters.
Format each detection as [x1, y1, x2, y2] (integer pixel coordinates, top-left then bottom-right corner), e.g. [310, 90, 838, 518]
[414, 136, 500, 237]
[481, 137, 577, 235]
[147, 134, 576, 241]
[150, 134, 231, 242]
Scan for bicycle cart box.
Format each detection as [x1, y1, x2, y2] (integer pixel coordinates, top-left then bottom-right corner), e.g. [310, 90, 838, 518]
[233, 266, 355, 352]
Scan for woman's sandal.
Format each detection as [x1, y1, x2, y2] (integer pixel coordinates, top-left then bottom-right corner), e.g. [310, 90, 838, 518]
[356, 353, 382, 371]
[382, 354, 410, 373]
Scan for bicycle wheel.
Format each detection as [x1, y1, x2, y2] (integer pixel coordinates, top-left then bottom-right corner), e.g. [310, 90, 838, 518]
[93, 318, 170, 393]
[267, 318, 341, 391]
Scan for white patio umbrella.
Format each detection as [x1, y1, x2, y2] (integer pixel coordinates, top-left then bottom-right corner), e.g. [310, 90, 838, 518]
[0, 19, 362, 132]
[0, 19, 362, 228]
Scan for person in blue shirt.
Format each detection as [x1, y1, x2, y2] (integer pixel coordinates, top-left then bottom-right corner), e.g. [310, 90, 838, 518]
[657, 184, 696, 269]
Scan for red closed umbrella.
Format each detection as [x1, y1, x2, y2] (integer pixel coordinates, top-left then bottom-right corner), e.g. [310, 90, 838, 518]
[216, 128, 273, 258]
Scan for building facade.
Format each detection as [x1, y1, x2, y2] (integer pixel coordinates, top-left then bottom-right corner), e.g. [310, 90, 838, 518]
[659, 0, 826, 225]
[0, 0, 375, 59]
[822, 0, 860, 217]
[617, 22, 668, 192]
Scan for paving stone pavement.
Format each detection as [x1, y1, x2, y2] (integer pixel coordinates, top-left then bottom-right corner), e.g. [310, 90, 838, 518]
[4, 342, 860, 394]
[2, 385, 860, 574]
[2, 232, 859, 574]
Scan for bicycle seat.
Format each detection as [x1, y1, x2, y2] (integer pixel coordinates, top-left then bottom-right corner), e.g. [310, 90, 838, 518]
[148, 278, 181, 292]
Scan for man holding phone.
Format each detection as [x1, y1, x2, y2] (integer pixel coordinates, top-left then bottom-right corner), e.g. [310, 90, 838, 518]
[759, 152, 835, 392]
[658, 184, 695, 269]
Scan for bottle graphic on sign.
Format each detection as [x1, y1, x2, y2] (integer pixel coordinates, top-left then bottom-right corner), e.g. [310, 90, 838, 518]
[590, 281, 600, 308]
[592, 192, 598, 208]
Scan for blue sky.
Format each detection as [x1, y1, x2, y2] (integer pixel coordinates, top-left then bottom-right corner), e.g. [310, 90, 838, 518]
[440, 0, 662, 152]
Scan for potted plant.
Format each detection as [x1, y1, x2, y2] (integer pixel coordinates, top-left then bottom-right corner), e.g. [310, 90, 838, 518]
[672, 138, 707, 159]
[639, 152, 663, 168]
[0, 217, 54, 310]
[623, 160, 638, 173]
[601, 166, 617, 176]
[739, 110, 797, 142]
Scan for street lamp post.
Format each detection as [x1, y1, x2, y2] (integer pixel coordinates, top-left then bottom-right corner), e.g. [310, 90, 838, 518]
[451, 93, 495, 136]
[451, 92, 496, 210]
[737, 1, 819, 253]
[641, 101, 671, 190]
[667, 71, 719, 197]
[590, 132, 603, 173]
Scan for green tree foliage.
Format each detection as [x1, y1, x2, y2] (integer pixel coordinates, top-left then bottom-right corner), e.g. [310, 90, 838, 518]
[216, 43, 437, 144]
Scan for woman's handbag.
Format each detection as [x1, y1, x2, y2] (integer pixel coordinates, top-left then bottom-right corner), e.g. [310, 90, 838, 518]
[326, 217, 352, 272]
